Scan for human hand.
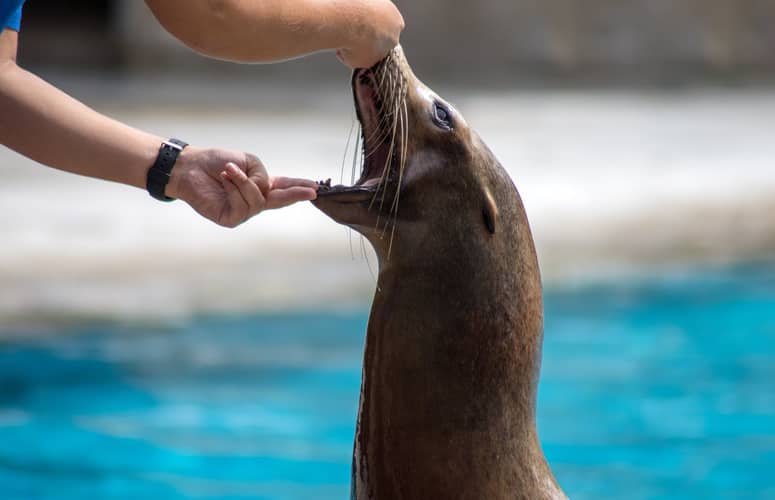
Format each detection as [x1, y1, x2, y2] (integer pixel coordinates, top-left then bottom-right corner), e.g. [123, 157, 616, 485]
[336, 1, 405, 69]
[166, 147, 318, 228]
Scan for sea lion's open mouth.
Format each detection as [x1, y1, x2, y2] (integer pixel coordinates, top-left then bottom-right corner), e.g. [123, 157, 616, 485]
[317, 57, 404, 204]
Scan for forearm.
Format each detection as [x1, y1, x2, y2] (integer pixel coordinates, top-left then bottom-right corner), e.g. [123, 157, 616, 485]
[0, 28, 318, 228]
[0, 60, 161, 190]
[146, 0, 400, 64]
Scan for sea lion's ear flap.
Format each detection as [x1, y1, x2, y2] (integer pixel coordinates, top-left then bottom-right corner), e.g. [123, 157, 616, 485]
[482, 189, 498, 235]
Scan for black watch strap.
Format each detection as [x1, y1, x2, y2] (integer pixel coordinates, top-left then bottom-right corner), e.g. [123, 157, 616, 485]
[146, 138, 188, 202]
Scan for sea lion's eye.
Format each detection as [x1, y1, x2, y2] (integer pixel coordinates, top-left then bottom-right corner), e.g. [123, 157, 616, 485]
[432, 102, 453, 130]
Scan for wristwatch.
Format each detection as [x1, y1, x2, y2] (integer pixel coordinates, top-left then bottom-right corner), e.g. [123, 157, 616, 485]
[146, 138, 188, 202]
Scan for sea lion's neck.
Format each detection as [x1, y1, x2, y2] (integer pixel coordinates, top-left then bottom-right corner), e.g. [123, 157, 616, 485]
[351, 250, 564, 499]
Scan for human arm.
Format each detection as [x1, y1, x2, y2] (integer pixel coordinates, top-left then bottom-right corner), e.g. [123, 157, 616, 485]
[144, 0, 404, 68]
[0, 29, 317, 228]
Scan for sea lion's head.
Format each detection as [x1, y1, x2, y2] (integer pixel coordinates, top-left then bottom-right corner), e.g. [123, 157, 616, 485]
[314, 47, 534, 278]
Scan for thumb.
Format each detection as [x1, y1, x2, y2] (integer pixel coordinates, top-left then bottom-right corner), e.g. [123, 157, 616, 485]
[266, 186, 318, 210]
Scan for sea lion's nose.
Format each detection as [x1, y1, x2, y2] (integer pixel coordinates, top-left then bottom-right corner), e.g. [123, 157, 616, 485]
[392, 45, 409, 67]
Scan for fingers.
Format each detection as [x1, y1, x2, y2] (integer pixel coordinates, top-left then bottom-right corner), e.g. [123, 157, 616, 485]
[218, 169, 249, 228]
[216, 162, 270, 227]
[270, 176, 320, 190]
[224, 162, 266, 212]
[266, 186, 318, 210]
[179, 146, 319, 228]
[209, 150, 320, 226]
[265, 176, 318, 210]
[217, 163, 319, 226]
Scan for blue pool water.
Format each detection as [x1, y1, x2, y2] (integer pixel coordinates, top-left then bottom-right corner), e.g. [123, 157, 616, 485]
[1, 264, 774, 499]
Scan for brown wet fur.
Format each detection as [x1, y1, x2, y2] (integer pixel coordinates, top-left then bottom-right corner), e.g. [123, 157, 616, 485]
[313, 47, 567, 500]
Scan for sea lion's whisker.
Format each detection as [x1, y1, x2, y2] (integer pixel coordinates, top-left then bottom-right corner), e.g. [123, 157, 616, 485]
[376, 67, 391, 99]
[385, 98, 408, 258]
[351, 128, 362, 186]
[379, 95, 404, 241]
[382, 82, 407, 229]
[357, 66, 397, 151]
[362, 103, 396, 153]
[390, 99, 409, 215]
[341, 114, 359, 184]
[374, 91, 405, 230]
[373, 88, 403, 208]
[391, 87, 408, 211]
[363, 122, 394, 158]
[343, 49, 407, 253]
[369, 75, 403, 185]
[346, 120, 362, 260]
[370, 87, 401, 228]
[370, 137, 397, 221]
[366, 89, 402, 142]
[375, 54, 393, 88]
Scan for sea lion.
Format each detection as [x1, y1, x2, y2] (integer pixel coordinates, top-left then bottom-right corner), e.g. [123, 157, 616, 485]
[313, 47, 567, 500]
